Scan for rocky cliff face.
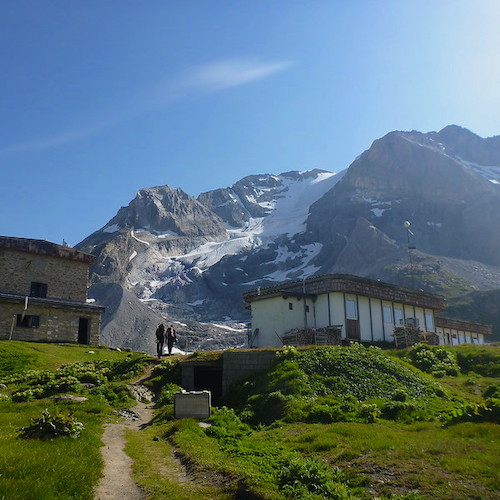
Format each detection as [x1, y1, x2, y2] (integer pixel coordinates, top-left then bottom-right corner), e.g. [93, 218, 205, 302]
[307, 126, 500, 269]
[77, 126, 500, 349]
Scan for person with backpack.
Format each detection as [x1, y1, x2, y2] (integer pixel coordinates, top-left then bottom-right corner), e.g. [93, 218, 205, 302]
[155, 323, 166, 358]
[166, 324, 177, 355]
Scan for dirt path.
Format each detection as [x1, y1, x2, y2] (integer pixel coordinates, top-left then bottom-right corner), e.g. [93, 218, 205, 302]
[94, 366, 156, 500]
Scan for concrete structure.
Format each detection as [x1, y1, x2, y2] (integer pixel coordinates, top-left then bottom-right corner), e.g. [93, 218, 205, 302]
[243, 274, 447, 347]
[0, 236, 103, 344]
[435, 317, 491, 345]
[174, 391, 211, 419]
[180, 349, 277, 398]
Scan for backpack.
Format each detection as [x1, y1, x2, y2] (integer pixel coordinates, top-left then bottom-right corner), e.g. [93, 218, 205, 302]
[156, 325, 165, 341]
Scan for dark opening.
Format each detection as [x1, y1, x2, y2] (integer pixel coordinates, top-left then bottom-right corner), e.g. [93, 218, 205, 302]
[78, 318, 90, 344]
[30, 282, 48, 298]
[17, 314, 40, 328]
[193, 366, 223, 402]
[346, 319, 360, 340]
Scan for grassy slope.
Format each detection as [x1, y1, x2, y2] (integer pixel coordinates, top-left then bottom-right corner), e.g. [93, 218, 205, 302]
[162, 345, 500, 499]
[0, 342, 498, 499]
[0, 341, 150, 500]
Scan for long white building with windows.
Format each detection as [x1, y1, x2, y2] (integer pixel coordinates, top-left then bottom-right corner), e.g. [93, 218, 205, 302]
[243, 274, 491, 347]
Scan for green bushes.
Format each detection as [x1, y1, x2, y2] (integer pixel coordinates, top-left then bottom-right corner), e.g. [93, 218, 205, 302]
[224, 345, 446, 425]
[18, 408, 84, 439]
[1, 355, 146, 404]
[405, 344, 460, 377]
[454, 345, 500, 377]
[441, 398, 500, 425]
[278, 457, 352, 499]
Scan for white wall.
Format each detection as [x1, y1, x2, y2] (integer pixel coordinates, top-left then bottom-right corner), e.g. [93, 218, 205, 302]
[249, 290, 488, 348]
[358, 296, 372, 342]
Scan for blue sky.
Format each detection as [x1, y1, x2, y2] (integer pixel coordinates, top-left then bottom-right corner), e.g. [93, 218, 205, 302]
[1, 1, 499, 246]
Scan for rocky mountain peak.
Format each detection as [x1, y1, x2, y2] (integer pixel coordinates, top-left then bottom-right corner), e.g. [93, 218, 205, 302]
[107, 185, 227, 238]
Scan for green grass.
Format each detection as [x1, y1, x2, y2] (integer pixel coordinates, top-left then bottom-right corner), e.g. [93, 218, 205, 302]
[256, 421, 500, 499]
[0, 341, 154, 500]
[0, 340, 132, 376]
[0, 341, 498, 499]
[0, 398, 107, 500]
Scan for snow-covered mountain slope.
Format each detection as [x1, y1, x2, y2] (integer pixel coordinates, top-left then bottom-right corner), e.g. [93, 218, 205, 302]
[77, 169, 346, 324]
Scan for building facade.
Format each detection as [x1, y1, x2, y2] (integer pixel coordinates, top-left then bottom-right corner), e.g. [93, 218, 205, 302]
[0, 236, 103, 344]
[244, 274, 491, 348]
[435, 316, 491, 345]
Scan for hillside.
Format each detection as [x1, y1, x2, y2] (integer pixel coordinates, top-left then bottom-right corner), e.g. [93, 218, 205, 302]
[0, 341, 498, 499]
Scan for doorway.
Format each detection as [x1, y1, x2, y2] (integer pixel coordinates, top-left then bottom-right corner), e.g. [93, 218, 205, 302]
[193, 366, 223, 402]
[346, 319, 360, 341]
[78, 318, 90, 344]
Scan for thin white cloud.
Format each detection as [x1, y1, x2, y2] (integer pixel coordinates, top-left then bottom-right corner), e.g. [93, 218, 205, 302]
[1, 58, 293, 154]
[179, 59, 293, 92]
[2, 126, 104, 154]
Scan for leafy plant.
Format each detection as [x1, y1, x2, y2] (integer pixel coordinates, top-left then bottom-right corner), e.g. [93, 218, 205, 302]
[278, 456, 352, 499]
[405, 344, 459, 377]
[441, 398, 500, 425]
[18, 408, 84, 439]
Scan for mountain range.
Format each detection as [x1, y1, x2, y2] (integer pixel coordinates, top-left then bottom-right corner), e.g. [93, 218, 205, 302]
[76, 125, 500, 353]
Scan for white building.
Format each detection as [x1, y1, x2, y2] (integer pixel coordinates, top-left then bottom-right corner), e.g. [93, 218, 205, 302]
[244, 274, 491, 347]
[435, 316, 491, 345]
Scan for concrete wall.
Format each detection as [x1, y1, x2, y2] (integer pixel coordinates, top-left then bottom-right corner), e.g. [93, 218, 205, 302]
[222, 350, 277, 394]
[174, 391, 211, 419]
[0, 248, 90, 302]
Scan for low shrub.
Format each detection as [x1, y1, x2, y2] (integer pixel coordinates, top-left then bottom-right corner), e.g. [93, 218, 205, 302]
[205, 406, 252, 443]
[483, 383, 500, 399]
[441, 398, 500, 425]
[454, 346, 500, 377]
[358, 403, 380, 423]
[405, 344, 460, 377]
[156, 383, 183, 406]
[18, 408, 84, 439]
[278, 456, 352, 499]
[382, 400, 418, 421]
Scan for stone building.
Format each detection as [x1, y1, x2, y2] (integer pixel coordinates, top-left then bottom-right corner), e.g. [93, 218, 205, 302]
[0, 236, 103, 344]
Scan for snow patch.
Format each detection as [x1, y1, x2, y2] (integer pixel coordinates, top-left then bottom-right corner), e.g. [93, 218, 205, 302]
[371, 208, 386, 217]
[456, 156, 500, 185]
[131, 230, 150, 246]
[103, 224, 120, 233]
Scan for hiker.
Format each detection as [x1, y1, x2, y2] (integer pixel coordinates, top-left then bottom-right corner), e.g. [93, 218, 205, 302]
[166, 324, 177, 355]
[155, 323, 165, 358]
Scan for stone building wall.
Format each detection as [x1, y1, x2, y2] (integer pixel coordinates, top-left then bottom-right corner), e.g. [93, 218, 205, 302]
[0, 248, 90, 302]
[0, 300, 101, 344]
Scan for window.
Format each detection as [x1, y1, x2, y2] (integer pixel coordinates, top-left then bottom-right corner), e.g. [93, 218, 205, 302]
[425, 313, 434, 331]
[394, 307, 404, 325]
[305, 305, 310, 313]
[30, 282, 48, 298]
[383, 305, 393, 324]
[345, 298, 357, 319]
[16, 314, 40, 328]
[288, 302, 293, 310]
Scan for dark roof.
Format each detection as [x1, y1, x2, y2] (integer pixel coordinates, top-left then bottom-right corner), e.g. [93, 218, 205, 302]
[243, 273, 445, 311]
[0, 236, 95, 264]
[435, 316, 492, 336]
[0, 292, 104, 313]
